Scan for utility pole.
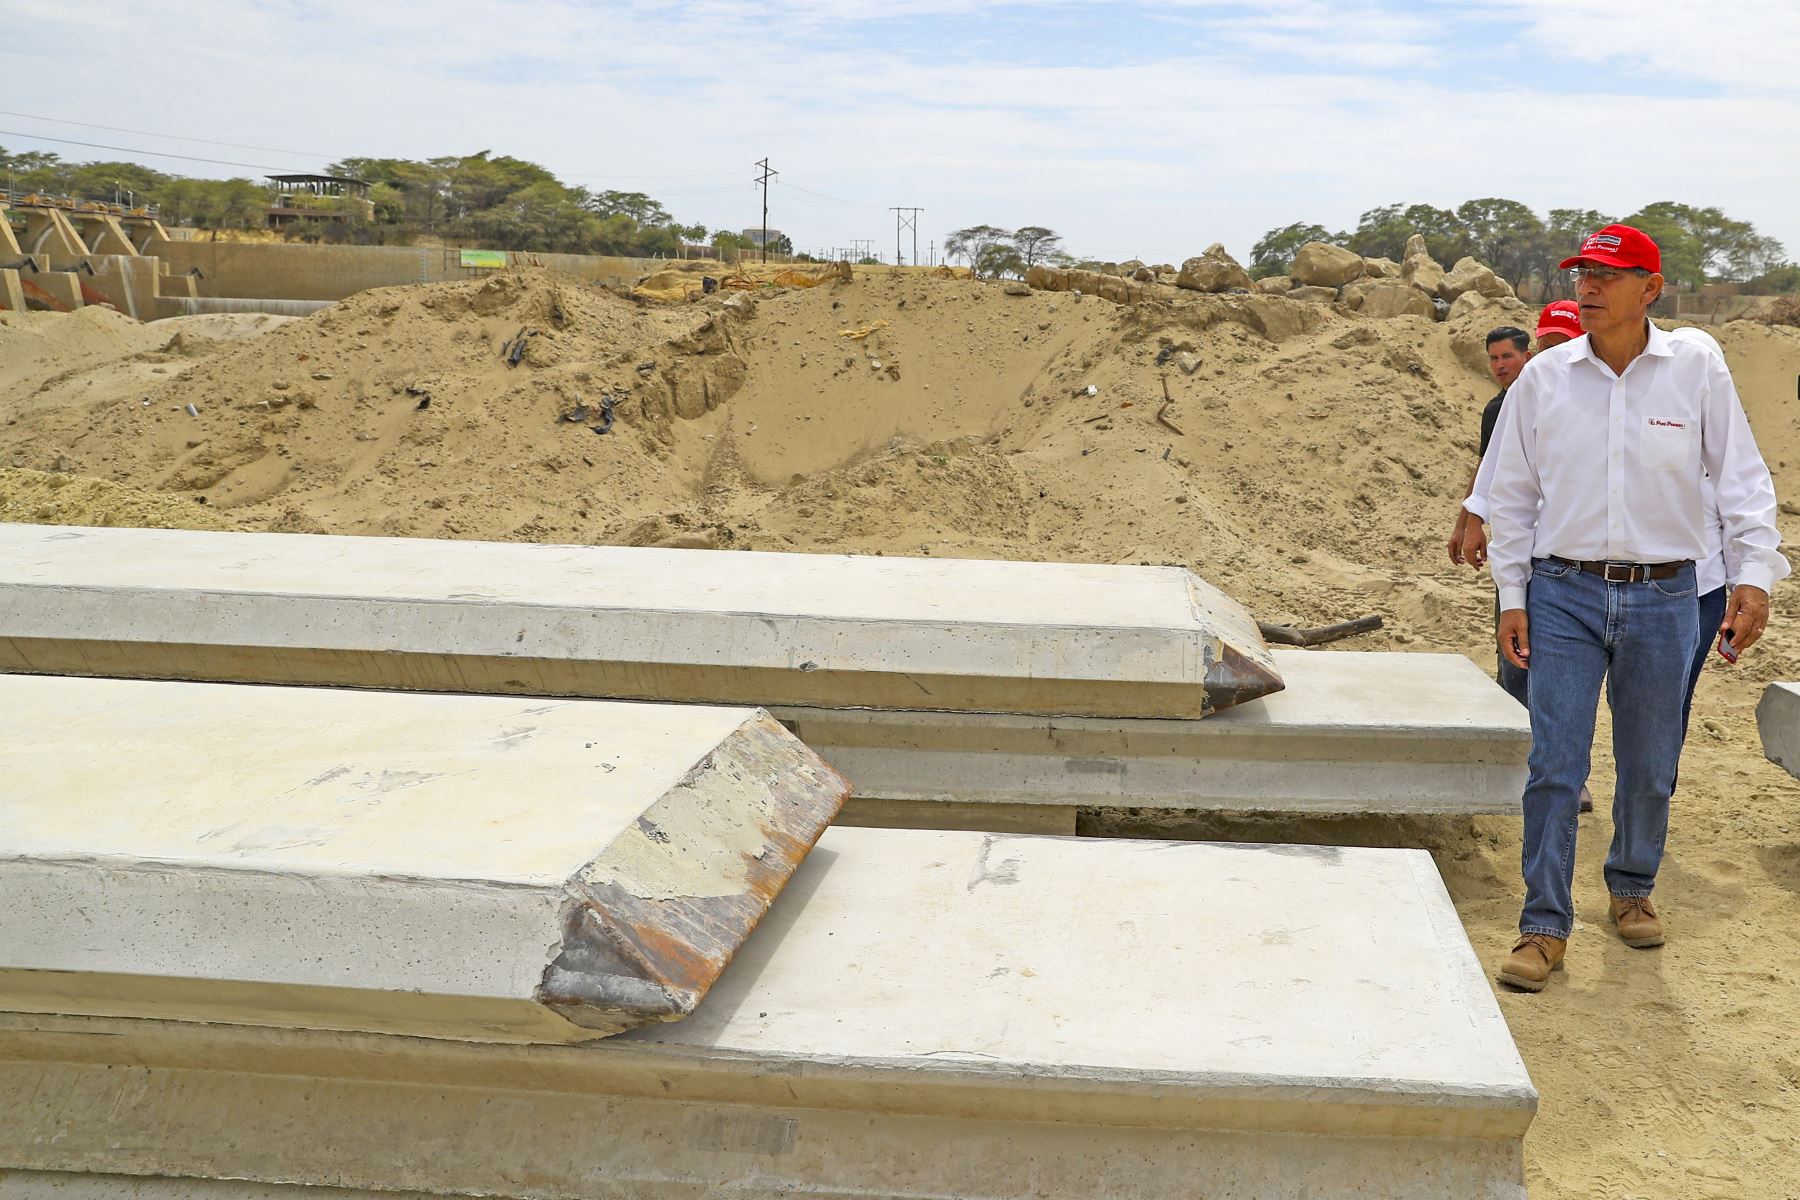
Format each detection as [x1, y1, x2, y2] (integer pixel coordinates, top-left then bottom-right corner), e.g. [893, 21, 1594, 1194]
[851, 239, 873, 263]
[928, 239, 935, 267]
[891, 207, 922, 267]
[754, 158, 778, 263]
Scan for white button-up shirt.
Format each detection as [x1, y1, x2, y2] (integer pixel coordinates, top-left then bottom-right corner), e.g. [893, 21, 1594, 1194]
[1466, 334, 1733, 594]
[1477, 322, 1787, 612]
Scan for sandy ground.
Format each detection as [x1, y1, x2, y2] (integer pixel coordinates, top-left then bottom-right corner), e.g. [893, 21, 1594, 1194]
[4, 272, 1800, 1197]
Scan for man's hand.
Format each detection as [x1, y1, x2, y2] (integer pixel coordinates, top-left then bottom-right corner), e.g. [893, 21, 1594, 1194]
[1721, 584, 1771, 655]
[1498, 608, 1530, 670]
[1459, 519, 1489, 570]
[1448, 510, 1472, 566]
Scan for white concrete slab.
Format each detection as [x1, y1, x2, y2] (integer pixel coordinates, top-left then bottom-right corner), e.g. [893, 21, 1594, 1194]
[1758, 682, 1800, 780]
[789, 649, 1530, 828]
[0, 826, 1534, 1199]
[0, 523, 1279, 718]
[0, 673, 847, 1042]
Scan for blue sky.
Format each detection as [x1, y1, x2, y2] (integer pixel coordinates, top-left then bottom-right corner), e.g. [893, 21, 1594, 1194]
[4, 1, 1796, 267]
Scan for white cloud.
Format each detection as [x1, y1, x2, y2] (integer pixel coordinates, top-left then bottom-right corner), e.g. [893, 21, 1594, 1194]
[1501, 0, 1800, 93]
[6, 1, 1799, 266]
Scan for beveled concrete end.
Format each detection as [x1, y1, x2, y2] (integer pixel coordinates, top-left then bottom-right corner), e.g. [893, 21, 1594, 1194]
[0, 674, 847, 1043]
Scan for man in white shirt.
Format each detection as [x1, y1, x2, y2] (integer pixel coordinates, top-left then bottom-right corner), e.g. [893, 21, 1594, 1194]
[1482, 225, 1787, 992]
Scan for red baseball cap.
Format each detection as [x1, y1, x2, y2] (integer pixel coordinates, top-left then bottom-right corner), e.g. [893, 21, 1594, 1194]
[1535, 299, 1583, 342]
[1559, 223, 1661, 273]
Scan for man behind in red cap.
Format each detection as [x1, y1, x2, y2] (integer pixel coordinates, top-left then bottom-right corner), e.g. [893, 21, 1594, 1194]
[1452, 302, 1584, 576]
[1481, 224, 1787, 991]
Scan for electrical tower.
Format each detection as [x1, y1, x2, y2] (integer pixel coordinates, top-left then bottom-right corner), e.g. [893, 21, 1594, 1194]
[891, 207, 922, 267]
[754, 158, 778, 263]
[851, 239, 874, 263]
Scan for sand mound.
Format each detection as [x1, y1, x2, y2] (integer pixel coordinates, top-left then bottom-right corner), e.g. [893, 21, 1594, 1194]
[6, 266, 1800, 1197]
[0, 467, 236, 531]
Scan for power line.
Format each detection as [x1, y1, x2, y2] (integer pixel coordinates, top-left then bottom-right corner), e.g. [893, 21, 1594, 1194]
[0, 128, 297, 172]
[0, 108, 336, 159]
[776, 179, 884, 210]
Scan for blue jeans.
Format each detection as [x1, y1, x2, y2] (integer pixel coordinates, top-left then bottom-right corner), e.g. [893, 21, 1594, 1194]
[1494, 592, 1529, 706]
[1683, 587, 1728, 742]
[1518, 558, 1699, 939]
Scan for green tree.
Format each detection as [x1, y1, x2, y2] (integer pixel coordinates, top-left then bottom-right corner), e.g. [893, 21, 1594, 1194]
[977, 242, 1025, 278]
[1012, 226, 1063, 269]
[1248, 222, 1336, 278]
[1622, 202, 1706, 288]
[1455, 198, 1543, 283]
[945, 224, 1008, 275]
[586, 190, 673, 226]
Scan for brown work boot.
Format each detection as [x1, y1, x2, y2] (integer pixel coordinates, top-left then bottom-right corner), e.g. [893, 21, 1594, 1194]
[1609, 895, 1664, 948]
[1497, 933, 1567, 992]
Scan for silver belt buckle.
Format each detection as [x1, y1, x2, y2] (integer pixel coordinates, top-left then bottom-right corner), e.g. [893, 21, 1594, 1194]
[1603, 562, 1638, 583]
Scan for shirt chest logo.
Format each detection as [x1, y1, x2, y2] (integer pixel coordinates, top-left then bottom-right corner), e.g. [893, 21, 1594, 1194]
[1648, 418, 1686, 429]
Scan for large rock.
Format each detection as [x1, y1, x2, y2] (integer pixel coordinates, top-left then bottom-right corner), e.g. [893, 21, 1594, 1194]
[1446, 297, 1536, 373]
[1177, 243, 1253, 293]
[1400, 237, 1446, 296]
[1254, 275, 1293, 295]
[1446, 290, 1530, 323]
[1438, 256, 1514, 302]
[1288, 285, 1339, 304]
[1362, 256, 1400, 279]
[1342, 279, 1437, 320]
[1289, 242, 1365, 289]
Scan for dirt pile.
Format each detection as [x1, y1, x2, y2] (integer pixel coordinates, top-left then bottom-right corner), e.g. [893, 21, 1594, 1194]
[0, 466, 236, 531]
[5, 270, 1800, 1198]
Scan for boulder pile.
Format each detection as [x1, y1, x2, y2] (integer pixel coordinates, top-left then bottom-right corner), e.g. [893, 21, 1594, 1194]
[1280, 236, 1524, 324]
[1021, 236, 1527, 327]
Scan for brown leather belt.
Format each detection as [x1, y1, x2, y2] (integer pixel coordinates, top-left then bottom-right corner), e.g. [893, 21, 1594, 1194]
[1550, 556, 1693, 583]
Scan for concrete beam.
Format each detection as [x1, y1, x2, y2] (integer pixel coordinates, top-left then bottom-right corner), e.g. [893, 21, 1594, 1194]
[792, 648, 1529, 827]
[0, 212, 20, 256]
[0, 827, 1535, 1199]
[0, 267, 23, 313]
[0, 524, 1281, 718]
[1757, 682, 1800, 780]
[0, 673, 847, 1043]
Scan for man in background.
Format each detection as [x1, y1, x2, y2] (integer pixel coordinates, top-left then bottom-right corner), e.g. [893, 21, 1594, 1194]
[1448, 325, 1534, 706]
[1454, 302, 1593, 807]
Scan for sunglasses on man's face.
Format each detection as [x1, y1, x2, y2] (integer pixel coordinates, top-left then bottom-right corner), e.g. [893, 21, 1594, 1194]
[1568, 265, 1651, 284]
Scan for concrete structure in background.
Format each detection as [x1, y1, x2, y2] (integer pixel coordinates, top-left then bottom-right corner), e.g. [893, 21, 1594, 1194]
[14, 204, 89, 257]
[1758, 682, 1800, 780]
[1, 198, 198, 316]
[0, 827, 1535, 1199]
[0, 525, 1282, 718]
[0, 673, 847, 1043]
[18, 267, 82, 312]
[799, 648, 1529, 833]
[148, 239, 665, 303]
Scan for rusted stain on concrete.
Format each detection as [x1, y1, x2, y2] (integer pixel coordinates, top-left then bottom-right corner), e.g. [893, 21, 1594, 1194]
[1203, 644, 1285, 714]
[539, 713, 848, 1031]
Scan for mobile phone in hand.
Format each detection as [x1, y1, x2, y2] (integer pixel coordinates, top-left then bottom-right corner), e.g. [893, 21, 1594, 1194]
[1718, 631, 1738, 664]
